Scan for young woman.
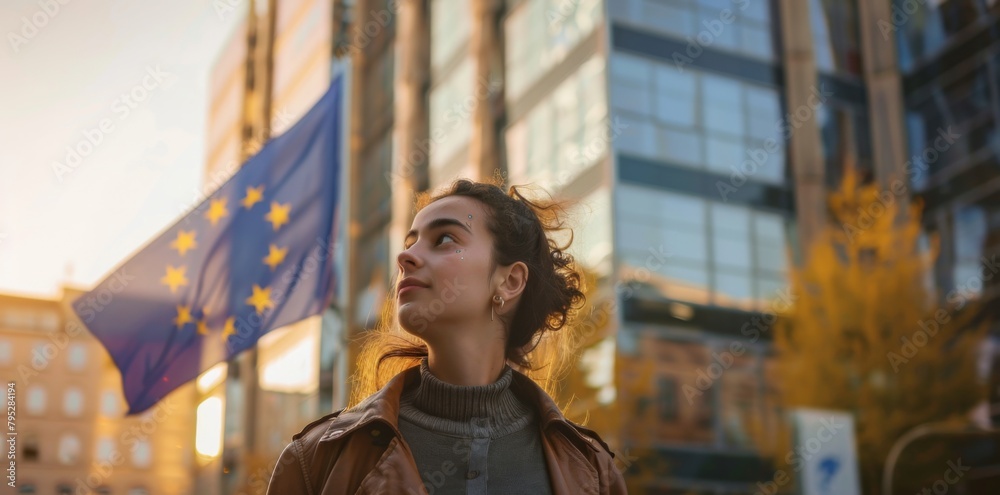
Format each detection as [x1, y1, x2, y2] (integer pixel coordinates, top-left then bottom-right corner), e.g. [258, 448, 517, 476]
[266, 179, 627, 495]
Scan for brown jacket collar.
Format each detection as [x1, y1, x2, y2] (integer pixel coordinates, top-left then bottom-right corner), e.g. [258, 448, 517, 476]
[315, 364, 612, 455]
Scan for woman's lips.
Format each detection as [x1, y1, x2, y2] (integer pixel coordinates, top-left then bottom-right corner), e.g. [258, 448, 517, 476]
[398, 285, 425, 297]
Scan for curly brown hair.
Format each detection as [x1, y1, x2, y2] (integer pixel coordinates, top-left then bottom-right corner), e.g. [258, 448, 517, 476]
[347, 177, 587, 407]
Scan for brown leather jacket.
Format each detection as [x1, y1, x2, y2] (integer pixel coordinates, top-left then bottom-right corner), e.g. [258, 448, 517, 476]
[265, 364, 628, 494]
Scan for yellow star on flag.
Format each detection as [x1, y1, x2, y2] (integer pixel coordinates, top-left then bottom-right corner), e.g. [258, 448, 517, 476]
[169, 230, 197, 256]
[173, 305, 193, 329]
[241, 185, 265, 209]
[245, 284, 275, 314]
[221, 316, 236, 340]
[196, 309, 211, 335]
[264, 201, 291, 231]
[204, 197, 229, 226]
[263, 244, 288, 271]
[160, 265, 188, 294]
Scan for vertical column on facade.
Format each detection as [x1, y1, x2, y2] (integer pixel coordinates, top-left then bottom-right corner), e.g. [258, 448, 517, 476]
[469, 0, 502, 180]
[390, 0, 430, 259]
[345, 0, 372, 393]
[856, 1, 909, 188]
[777, 0, 826, 259]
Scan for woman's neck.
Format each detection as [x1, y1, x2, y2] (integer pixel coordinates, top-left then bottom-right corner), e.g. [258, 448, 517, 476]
[426, 343, 506, 386]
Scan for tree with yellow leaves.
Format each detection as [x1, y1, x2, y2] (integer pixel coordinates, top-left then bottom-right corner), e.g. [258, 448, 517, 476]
[774, 167, 987, 494]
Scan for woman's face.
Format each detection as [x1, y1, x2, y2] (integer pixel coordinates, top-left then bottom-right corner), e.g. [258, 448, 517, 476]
[396, 196, 497, 339]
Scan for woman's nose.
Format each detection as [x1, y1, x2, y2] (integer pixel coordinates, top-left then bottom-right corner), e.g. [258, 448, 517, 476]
[396, 246, 421, 270]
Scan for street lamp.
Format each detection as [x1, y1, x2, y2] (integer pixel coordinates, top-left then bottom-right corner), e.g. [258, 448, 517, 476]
[882, 421, 1000, 495]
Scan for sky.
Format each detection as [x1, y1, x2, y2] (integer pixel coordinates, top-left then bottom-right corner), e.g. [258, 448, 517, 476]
[0, 0, 246, 297]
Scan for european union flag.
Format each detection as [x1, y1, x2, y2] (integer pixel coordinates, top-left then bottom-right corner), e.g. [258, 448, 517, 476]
[73, 75, 345, 415]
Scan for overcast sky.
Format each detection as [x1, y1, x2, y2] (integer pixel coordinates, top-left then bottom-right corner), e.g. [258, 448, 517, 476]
[0, 0, 245, 297]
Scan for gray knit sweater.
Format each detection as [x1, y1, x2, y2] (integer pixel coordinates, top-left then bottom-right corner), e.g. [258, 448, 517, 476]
[397, 357, 552, 495]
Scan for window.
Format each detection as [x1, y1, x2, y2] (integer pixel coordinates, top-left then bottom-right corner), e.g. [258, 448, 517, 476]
[617, 184, 790, 310]
[430, 0, 470, 72]
[128, 488, 150, 495]
[429, 56, 475, 170]
[505, 0, 602, 100]
[58, 434, 81, 465]
[132, 439, 152, 468]
[18, 485, 36, 494]
[893, 0, 980, 70]
[817, 102, 873, 189]
[26, 386, 45, 415]
[656, 376, 679, 421]
[63, 387, 83, 417]
[0, 340, 11, 365]
[608, 0, 775, 61]
[67, 342, 86, 371]
[101, 390, 119, 417]
[22, 434, 38, 462]
[810, 0, 862, 76]
[95, 437, 114, 464]
[505, 56, 607, 189]
[952, 206, 989, 298]
[56, 484, 72, 495]
[610, 53, 786, 185]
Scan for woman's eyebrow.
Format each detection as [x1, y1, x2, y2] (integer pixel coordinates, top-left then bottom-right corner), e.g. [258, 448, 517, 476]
[404, 217, 473, 244]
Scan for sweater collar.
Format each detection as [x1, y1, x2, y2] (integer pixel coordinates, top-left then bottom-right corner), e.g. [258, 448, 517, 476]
[318, 361, 590, 447]
[397, 357, 533, 437]
[406, 357, 527, 421]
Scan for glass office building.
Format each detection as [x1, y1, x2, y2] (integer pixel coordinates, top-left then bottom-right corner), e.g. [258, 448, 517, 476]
[257, 0, 1000, 492]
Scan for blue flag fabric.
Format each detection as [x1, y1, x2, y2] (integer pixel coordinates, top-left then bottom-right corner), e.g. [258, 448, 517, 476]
[73, 76, 344, 415]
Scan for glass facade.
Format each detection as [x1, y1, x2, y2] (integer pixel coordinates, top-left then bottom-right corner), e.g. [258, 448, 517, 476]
[896, 0, 1000, 309]
[816, 101, 873, 187]
[617, 183, 789, 311]
[610, 53, 786, 184]
[429, 56, 475, 172]
[609, 0, 774, 61]
[894, 0, 994, 71]
[505, 56, 607, 188]
[504, 0, 603, 100]
[810, 0, 862, 76]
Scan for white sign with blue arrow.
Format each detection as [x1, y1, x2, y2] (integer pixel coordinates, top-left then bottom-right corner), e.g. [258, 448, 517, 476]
[790, 408, 862, 495]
